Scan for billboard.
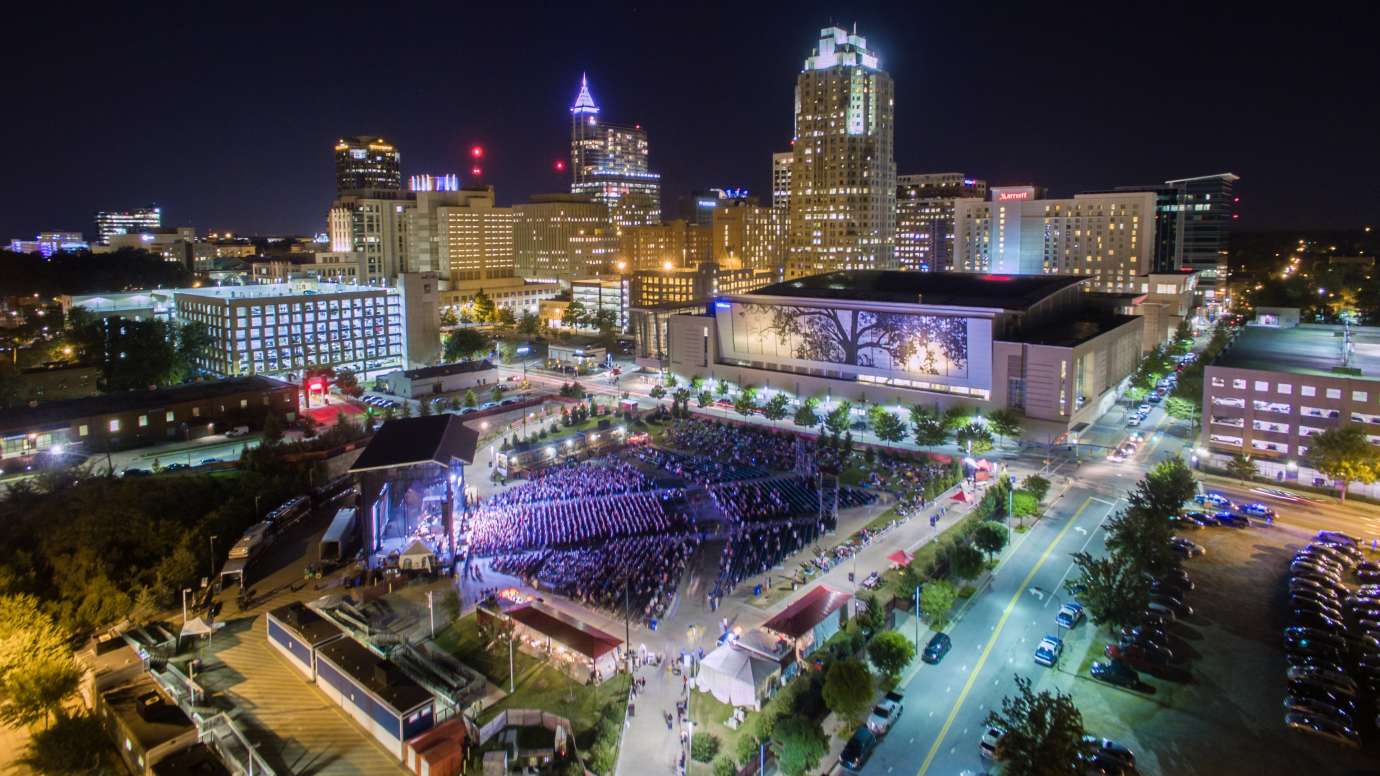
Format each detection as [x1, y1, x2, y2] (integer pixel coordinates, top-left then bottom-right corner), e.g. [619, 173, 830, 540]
[719, 302, 969, 379]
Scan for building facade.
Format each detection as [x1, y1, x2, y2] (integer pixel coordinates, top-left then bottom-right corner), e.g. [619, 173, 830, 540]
[174, 281, 403, 376]
[665, 271, 1143, 435]
[772, 152, 793, 210]
[786, 27, 896, 279]
[621, 219, 712, 271]
[327, 190, 414, 285]
[712, 200, 788, 272]
[569, 75, 661, 235]
[440, 277, 560, 318]
[954, 188, 1157, 292]
[405, 187, 515, 282]
[96, 207, 161, 245]
[513, 194, 615, 281]
[9, 231, 88, 257]
[335, 136, 402, 194]
[627, 263, 777, 309]
[1166, 173, 1239, 302]
[896, 173, 987, 272]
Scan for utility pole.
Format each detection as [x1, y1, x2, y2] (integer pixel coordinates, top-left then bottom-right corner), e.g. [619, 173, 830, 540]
[508, 627, 515, 693]
[913, 583, 921, 650]
[208, 535, 218, 580]
[427, 590, 435, 637]
[624, 579, 632, 675]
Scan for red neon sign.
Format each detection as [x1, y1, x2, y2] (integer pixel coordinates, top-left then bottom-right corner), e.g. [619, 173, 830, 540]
[996, 190, 1031, 201]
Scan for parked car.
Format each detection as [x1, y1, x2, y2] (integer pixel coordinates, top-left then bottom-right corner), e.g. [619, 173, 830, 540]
[1293, 597, 1345, 620]
[1288, 679, 1357, 710]
[121, 468, 152, 477]
[1292, 610, 1345, 631]
[1145, 601, 1180, 621]
[1090, 659, 1139, 687]
[922, 633, 952, 664]
[1171, 537, 1205, 558]
[866, 693, 904, 735]
[1317, 530, 1361, 547]
[1195, 492, 1234, 509]
[1283, 697, 1354, 725]
[979, 726, 1005, 760]
[1107, 641, 1172, 668]
[1034, 635, 1063, 667]
[225, 425, 250, 438]
[1286, 666, 1359, 694]
[1284, 626, 1349, 653]
[1056, 602, 1085, 629]
[1240, 502, 1276, 519]
[839, 727, 878, 771]
[1082, 737, 1135, 769]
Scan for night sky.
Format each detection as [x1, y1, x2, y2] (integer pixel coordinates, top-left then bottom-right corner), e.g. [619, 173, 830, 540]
[4, 2, 1376, 241]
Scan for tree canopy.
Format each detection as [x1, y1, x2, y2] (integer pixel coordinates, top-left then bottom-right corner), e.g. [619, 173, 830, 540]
[985, 676, 1089, 776]
[1309, 423, 1380, 500]
[444, 328, 491, 362]
[770, 716, 827, 776]
[822, 658, 873, 726]
[867, 630, 915, 680]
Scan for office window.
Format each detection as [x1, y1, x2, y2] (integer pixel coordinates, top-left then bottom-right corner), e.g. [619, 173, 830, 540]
[240, 399, 249, 409]
[1327, 388, 1342, 399]
[78, 424, 88, 437]
[1354, 391, 1369, 403]
[1254, 381, 1269, 392]
[193, 407, 201, 417]
[1302, 385, 1316, 397]
[138, 415, 148, 428]
[1278, 383, 1292, 394]
[166, 410, 175, 422]
[109, 419, 120, 432]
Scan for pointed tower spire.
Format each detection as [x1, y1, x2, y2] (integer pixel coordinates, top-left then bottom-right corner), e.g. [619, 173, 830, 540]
[571, 72, 599, 114]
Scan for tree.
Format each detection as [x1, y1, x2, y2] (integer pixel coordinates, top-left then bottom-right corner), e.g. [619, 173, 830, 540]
[490, 385, 503, 403]
[440, 306, 458, 326]
[1164, 395, 1196, 421]
[869, 405, 907, 443]
[733, 387, 759, 419]
[18, 712, 115, 773]
[517, 311, 540, 335]
[0, 594, 82, 730]
[1309, 423, 1380, 501]
[1103, 503, 1176, 577]
[793, 397, 821, 429]
[691, 731, 721, 763]
[770, 716, 827, 776]
[262, 412, 285, 444]
[985, 676, 1089, 776]
[444, 328, 491, 361]
[824, 401, 853, 435]
[463, 389, 478, 408]
[696, 389, 712, 408]
[715, 379, 731, 398]
[822, 659, 873, 727]
[867, 630, 915, 681]
[943, 406, 971, 431]
[1020, 475, 1050, 503]
[1068, 551, 1150, 630]
[920, 579, 958, 629]
[471, 289, 497, 323]
[948, 542, 985, 581]
[1225, 453, 1258, 483]
[853, 592, 882, 633]
[174, 321, 213, 380]
[909, 405, 949, 447]
[955, 422, 994, 455]
[649, 384, 666, 400]
[561, 300, 588, 329]
[763, 392, 791, 422]
[973, 521, 1009, 561]
[334, 368, 361, 397]
[986, 408, 1022, 447]
[496, 306, 516, 327]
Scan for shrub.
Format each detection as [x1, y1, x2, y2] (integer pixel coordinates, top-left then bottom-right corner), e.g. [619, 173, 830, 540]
[692, 731, 721, 762]
[713, 756, 738, 776]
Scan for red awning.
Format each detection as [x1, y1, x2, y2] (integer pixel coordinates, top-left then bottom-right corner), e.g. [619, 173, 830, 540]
[951, 491, 968, 503]
[886, 550, 912, 566]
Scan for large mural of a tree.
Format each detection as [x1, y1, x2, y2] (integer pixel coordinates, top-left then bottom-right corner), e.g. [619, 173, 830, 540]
[732, 303, 967, 378]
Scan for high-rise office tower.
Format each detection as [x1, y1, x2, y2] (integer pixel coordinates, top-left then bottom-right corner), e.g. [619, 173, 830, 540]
[1166, 173, 1239, 300]
[786, 26, 896, 279]
[712, 199, 788, 273]
[335, 136, 402, 194]
[772, 152, 793, 210]
[513, 194, 616, 281]
[327, 190, 414, 284]
[569, 74, 661, 235]
[95, 207, 161, 244]
[896, 174, 987, 272]
[405, 187, 514, 283]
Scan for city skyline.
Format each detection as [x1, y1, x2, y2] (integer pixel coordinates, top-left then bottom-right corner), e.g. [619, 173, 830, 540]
[1, 3, 1376, 240]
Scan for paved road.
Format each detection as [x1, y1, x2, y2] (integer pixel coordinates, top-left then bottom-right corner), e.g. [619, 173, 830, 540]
[863, 485, 1119, 775]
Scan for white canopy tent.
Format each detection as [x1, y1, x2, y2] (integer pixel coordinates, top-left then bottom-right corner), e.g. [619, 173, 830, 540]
[695, 645, 779, 710]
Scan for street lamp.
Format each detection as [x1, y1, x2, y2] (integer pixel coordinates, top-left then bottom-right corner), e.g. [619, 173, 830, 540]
[182, 588, 192, 623]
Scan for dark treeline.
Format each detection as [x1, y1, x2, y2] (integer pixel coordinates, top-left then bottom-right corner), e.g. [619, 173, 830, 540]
[0, 248, 193, 297]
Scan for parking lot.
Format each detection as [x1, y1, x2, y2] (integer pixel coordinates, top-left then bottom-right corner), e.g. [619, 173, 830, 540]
[1058, 517, 1378, 775]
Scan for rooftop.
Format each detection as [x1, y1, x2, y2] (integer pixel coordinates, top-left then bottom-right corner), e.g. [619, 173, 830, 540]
[316, 637, 433, 714]
[349, 414, 479, 472]
[1216, 324, 1380, 379]
[399, 360, 494, 381]
[151, 744, 232, 776]
[505, 602, 622, 659]
[1010, 314, 1142, 348]
[101, 676, 195, 751]
[0, 376, 296, 434]
[745, 271, 1088, 310]
[269, 602, 343, 647]
[175, 281, 388, 300]
[761, 585, 851, 639]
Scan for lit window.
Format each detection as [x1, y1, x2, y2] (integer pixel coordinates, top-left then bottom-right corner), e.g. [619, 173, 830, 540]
[1277, 384, 1292, 394]
[109, 419, 120, 432]
[1232, 379, 1246, 389]
[1301, 385, 1316, 397]
[1354, 391, 1368, 403]
[78, 424, 88, 437]
[138, 415, 148, 428]
[1254, 381, 1268, 392]
[1327, 388, 1341, 399]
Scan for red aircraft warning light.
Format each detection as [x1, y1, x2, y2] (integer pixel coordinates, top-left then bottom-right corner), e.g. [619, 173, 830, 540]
[471, 166, 483, 177]
[554, 159, 567, 172]
[470, 145, 484, 159]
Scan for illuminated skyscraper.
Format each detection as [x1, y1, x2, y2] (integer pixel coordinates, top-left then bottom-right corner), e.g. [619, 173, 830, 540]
[335, 136, 402, 194]
[771, 152, 793, 210]
[569, 74, 661, 235]
[95, 206, 161, 245]
[896, 174, 987, 272]
[786, 26, 895, 279]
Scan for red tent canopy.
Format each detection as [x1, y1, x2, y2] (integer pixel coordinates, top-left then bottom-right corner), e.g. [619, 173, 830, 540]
[886, 550, 912, 566]
[951, 491, 969, 503]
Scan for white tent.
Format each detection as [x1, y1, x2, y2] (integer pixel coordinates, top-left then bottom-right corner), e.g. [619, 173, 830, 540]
[399, 539, 437, 571]
[695, 645, 779, 710]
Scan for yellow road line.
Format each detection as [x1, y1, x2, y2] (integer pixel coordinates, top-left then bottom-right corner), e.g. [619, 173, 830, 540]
[915, 496, 1095, 776]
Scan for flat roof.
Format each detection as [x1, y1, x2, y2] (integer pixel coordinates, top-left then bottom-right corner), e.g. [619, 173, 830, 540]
[349, 414, 479, 471]
[152, 743, 232, 776]
[316, 637, 433, 714]
[175, 281, 387, 300]
[101, 676, 195, 751]
[745, 271, 1088, 310]
[762, 585, 851, 639]
[399, 359, 494, 381]
[0, 376, 295, 434]
[507, 602, 622, 659]
[269, 602, 343, 647]
[1215, 324, 1380, 379]
[1008, 314, 1142, 348]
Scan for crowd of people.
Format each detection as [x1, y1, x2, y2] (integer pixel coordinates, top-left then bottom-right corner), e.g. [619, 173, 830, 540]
[665, 419, 800, 473]
[624, 446, 767, 486]
[712, 521, 824, 604]
[489, 535, 698, 622]
[505, 459, 655, 501]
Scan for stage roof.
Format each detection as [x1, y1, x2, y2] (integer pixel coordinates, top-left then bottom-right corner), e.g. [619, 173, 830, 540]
[745, 271, 1088, 310]
[762, 585, 851, 639]
[350, 414, 479, 472]
[507, 602, 622, 659]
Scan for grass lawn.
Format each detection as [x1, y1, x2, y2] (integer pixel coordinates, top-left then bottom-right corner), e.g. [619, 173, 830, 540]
[861, 504, 901, 532]
[434, 613, 630, 745]
[688, 688, 748, 776]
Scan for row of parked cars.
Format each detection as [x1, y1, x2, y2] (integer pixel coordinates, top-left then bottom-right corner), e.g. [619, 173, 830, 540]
[979, 728, 1136, 774]
[1282, 529, 1377, 750]
[840, 690, 905, 771]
